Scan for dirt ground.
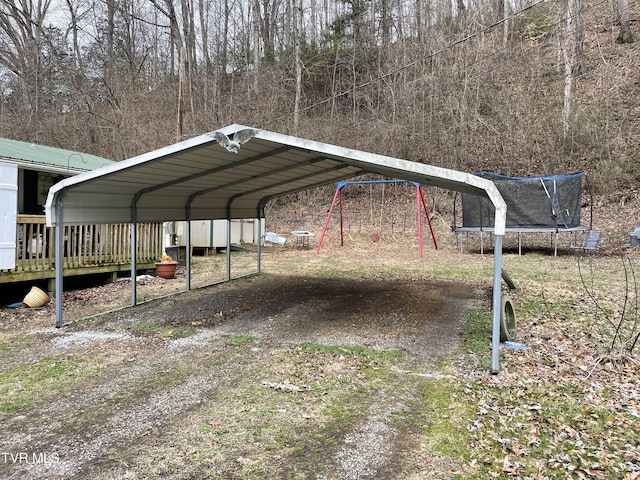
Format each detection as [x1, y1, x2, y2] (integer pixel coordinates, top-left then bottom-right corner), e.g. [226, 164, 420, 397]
[4, 191, 634, 480]
[4, 188, 639, 479]
[0, 246, 479, 479]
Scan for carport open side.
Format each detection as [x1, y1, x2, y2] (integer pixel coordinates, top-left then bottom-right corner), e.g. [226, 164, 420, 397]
[46, 125, 507, 372]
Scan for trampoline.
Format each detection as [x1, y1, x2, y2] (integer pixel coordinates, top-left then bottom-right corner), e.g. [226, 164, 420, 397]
[454, 171, 592, 255]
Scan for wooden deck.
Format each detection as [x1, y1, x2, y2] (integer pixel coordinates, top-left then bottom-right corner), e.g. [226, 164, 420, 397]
[1, 215, 163, 286]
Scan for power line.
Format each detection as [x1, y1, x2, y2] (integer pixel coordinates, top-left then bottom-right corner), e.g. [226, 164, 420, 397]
[261, 0, 617, 129]
[261, 0, 548, 128]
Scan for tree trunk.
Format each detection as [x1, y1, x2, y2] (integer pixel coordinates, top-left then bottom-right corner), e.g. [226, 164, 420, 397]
[65, 0, 84, 72]
[293, 0, 302, 133]
[495, 0, 508, 47]
[416, 0, 423, 41]
[456, 0, 466, 17]
[573, 0, 585, 76]
[105, 0, 115, 76]
[198, 0, 211, 70]
[149, 0, 185, 75]
[616, 0, 633, 44]
[0, 0, 54, 133]
[381, 0, 390, 47]
[177, 49, 185, 141]
[180, 0, 197, 77]
[253, 0, 260, 92]
[561, 2, 573, 140]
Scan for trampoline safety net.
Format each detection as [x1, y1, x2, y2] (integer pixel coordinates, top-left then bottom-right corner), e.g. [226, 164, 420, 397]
[462, 172, 585, 229]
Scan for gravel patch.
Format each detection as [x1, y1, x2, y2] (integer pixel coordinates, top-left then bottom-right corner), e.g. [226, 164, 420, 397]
[331, 400, 405, 479]
[7, 372, 222, 479]
[49, 330, 132, 349]
[1, 273, 476, 479]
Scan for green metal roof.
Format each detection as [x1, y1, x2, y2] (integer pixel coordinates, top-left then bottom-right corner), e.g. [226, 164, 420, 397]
[0, 137, 113, 174]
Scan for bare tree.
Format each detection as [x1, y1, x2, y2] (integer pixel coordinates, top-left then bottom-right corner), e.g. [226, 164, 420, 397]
[573, 0, 585, 75]
[380, 0, 391, 47]
[147, 0, 201, 80]
[0, 0, 59, 134]
[180, 0, 197, 73]
[105, 0, 116, 77]
[64, 0, 85, 72]
[258, 0, 280, 62]
[177, 47, 185, 140]
[252, 0, 260, 91]
[415, 0, 423, 41]
[293, 0, 302, 132]
[616, 0, 633, 44]
[560, 0, 584, 140]
[198, 0, 211, 70]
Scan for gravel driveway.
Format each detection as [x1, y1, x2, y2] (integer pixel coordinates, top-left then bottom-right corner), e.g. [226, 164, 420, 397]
[0, 272, 478, 479]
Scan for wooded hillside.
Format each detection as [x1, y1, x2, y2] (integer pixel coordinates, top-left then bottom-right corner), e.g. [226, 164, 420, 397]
[0, 0, 637, 197]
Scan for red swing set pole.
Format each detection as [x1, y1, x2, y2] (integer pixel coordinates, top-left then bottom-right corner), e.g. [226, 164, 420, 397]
[318, 182, 438, 255]
[339, 188, 344, 246]
[416, 188, 424, 257]
[418, 186, 438, 250]
[316, 186, 342, 253]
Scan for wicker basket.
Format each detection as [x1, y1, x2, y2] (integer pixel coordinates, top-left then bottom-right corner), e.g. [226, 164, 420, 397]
[23, 286, 50, 308]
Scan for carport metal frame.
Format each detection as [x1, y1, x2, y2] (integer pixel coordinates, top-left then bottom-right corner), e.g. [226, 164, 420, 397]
[46, 125, 507, 372]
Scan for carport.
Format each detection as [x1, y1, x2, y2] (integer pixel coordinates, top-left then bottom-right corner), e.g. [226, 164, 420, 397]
[45, 125, 507, 372]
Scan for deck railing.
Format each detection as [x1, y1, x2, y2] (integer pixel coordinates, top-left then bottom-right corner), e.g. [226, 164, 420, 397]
[10, 215, 163, 273]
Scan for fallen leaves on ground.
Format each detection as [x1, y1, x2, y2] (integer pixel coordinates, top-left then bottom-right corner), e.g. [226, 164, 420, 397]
[459, 266, 640, 479]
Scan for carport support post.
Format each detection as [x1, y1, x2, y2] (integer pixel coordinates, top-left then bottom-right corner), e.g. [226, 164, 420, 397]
[491, 234, 504, 374]
[185, 215, 192, 290]
[54, 201, 64, 328]
[130, 216, 138, 306]
[226, 218, 231, 280]
[256, 217, 262, 273]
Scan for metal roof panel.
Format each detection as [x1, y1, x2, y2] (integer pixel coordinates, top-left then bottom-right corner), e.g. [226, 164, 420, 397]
[45, 124, 506, 235]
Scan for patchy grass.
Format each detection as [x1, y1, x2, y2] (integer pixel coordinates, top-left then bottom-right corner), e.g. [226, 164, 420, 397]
[416, 379, 473, 460]
[132, 322, 198, 338]
[116, 343, 421, 479]
[2, 243, 640, 479]
[463, 310, 493, 370]
[0, 356, 97, 414]
[227, 334, 256, 346]
[300, 342, 402, 363]
[455, 253, 640, 479]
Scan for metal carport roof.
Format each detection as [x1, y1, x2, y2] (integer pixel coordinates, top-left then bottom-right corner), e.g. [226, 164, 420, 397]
[45, 124, 508, 372]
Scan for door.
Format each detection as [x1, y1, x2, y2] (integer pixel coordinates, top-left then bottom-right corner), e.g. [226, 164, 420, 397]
[0, 162, 18, 269]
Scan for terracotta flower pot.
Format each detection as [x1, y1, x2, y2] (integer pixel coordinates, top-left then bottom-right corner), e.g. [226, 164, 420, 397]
[156, 261, 177, 279]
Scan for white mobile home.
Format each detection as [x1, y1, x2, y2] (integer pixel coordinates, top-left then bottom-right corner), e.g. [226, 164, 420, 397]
[171, 219, 265, 255]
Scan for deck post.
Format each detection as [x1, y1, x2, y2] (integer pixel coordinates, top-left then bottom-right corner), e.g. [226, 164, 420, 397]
[47, 278, 55, 296]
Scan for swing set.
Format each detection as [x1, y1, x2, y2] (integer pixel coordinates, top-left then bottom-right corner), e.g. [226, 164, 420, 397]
[316, 180, 438, 256]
